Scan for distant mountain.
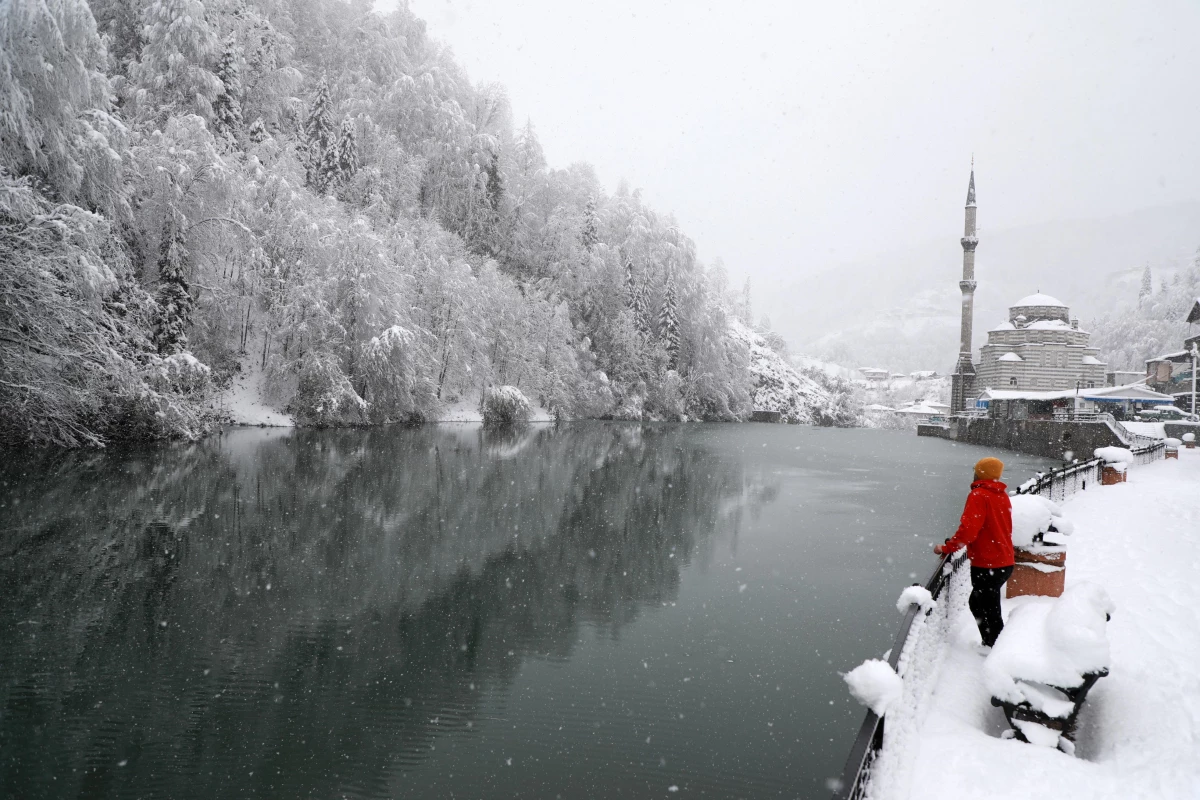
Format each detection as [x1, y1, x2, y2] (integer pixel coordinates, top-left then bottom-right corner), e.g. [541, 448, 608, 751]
[767, 202, 1200, 373]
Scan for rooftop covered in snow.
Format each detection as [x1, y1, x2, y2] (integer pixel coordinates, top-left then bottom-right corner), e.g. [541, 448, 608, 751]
[1012, 293, 1067, 308]
[977, 382, 1176, 404]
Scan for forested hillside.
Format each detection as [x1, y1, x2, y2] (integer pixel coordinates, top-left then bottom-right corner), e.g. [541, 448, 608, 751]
[0, 0, 860, 446]
[1089, 253, 1200, 371]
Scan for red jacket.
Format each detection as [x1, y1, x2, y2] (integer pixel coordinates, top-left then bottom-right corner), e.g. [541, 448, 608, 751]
[943, 479, 1014, 568]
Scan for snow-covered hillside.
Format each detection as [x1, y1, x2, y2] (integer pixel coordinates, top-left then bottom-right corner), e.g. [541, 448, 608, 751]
[729, 321, 862, 425]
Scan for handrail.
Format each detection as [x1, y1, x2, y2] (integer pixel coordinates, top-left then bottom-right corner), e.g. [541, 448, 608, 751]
[833, 438, 1165, 798]
[832, 551, 968, 800]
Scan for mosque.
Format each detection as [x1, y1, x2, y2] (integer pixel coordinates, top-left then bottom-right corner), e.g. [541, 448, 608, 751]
[949, 169, 1107, 412]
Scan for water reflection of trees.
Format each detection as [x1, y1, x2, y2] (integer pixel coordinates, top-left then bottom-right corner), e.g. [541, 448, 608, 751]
[0, 423, 778, 799]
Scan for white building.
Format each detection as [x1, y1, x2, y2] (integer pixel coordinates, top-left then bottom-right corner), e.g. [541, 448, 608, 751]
[973, 293, 1107, 394]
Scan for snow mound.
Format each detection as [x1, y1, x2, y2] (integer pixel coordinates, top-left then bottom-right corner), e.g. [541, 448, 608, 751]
[984, 582, 1114, 713]
[1010, 494, 1072, 547]
[844, 659, 903, 716]
[896, 585, 935, 613]
[728, 320, 850, 424]
[1094, 446, 1133, 468]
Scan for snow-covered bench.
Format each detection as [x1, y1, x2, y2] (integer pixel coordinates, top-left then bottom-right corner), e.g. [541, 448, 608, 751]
[984, 582, 1114, 752]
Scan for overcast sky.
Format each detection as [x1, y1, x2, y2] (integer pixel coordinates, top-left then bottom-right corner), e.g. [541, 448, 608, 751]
[374, 0, 1200, 289]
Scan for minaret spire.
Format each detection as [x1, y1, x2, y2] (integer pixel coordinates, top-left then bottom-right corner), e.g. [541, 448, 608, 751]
[952, 163, 979, 413]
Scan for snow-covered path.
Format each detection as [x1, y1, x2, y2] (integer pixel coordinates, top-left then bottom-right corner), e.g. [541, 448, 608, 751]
[896, 449, 1200, 800]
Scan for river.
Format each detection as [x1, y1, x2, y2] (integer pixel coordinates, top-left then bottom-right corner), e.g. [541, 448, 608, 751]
[0, 423, 1055, 799]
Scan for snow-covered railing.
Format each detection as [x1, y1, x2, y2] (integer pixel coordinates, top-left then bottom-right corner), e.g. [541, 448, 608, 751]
[1131, 439, 1166, 465]
[1013, 458, 1104, 504]
[1012, 440, 1164, 503]
[832, 550, 969, 800]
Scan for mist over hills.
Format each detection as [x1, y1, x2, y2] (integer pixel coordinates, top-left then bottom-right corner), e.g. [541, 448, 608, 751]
[768, 202, 1200, 374]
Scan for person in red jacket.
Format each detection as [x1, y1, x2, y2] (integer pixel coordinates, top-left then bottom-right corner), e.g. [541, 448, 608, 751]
[933, 457, 1014, 648]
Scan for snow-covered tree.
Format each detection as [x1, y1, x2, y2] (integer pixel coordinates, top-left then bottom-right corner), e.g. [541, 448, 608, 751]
[247, 116, 268, 144]
[304, 76, 336, 192]
[632, 277, 651, 337]
[212, 38, 244, 144]
[1138, 265, 1153, 306]
[0, 0, 127, 215]
[334, 115, 358, 185]
[581, 196, 598, 251]
[659, 272, 680, 365]
[129, 0, 223, 124]
[154, 214, 194, 355]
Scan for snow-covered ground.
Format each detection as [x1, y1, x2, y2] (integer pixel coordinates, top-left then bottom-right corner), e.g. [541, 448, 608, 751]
[217, 359, 295, 427]
[877, 449, 1200, 799]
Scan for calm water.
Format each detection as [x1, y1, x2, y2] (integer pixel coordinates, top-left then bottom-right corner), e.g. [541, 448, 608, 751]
[0, 424, 1054, 799]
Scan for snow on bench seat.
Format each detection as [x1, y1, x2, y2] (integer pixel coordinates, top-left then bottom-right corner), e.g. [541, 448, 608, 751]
[984, 582, 1114, 747]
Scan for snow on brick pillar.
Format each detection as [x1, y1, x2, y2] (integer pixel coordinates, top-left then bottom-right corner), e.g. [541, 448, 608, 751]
[952, 165, 979, 413]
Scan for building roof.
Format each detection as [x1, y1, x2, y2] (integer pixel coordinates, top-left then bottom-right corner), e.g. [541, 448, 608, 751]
[1146, 350, 1190, 364]
[895, 403, 946, 415]
[978, 382, 1174, 404]
[1187, 298, 1200, 324]
[1012, 293, 1066, 308]
[1026, 319, 1073, 330]
[966, 169, 976, 208]
[979, 388, 1072, 401]
[997, 352, 1023, 362]
[990, 320, 1016, 332]
[1085, 383, 1176, 403]
[1081, 355, 1104, 365]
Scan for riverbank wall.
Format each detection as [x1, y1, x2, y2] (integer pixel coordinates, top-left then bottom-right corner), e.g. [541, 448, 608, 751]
[916, 418, 1126, 460]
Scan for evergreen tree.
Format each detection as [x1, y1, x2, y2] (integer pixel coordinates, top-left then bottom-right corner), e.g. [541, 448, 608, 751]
[484, 150, 503, 213]
[154, 214, 194, 355]
[581, 196, 598, 250]
[304, 76, 336, 192]
[334, 115, 359, 185]
[632, 275, 651, 337]
[212, 39, 244, 144]
[624, 256, 636, 305]
[248, 116, 268, 144]
[1139, 264, 1153, 305]
[659, 272, 680, 365]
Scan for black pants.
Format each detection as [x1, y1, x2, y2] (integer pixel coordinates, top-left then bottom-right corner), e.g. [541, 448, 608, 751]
[969, 566, 1013, 647]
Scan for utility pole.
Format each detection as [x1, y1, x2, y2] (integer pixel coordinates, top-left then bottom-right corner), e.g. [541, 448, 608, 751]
[1191, 342, 1198, 418]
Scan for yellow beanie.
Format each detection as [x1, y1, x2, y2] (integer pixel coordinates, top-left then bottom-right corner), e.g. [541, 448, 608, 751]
[974, 457, 1004, 481]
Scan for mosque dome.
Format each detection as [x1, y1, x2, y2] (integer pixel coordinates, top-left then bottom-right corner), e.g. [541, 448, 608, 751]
[1012, 293, 1066, 308]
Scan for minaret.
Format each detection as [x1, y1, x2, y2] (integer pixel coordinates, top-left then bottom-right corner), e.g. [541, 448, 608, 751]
[951, 163, 978, 413]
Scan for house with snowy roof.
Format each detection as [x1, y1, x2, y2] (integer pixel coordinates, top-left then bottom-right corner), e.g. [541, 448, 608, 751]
[972, 293, 1107, 397]
[1144, 297, 1200, 412]
[858, 367, 889, 382]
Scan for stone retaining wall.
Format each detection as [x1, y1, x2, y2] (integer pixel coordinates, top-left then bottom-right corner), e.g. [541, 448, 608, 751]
[917, 418, 1126, 460]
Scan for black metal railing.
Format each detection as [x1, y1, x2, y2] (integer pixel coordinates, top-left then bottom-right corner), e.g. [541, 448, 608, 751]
[832, 438, 1165, 798]
[831, 550, 967, 800]
[1013, 457, 1103, 503]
